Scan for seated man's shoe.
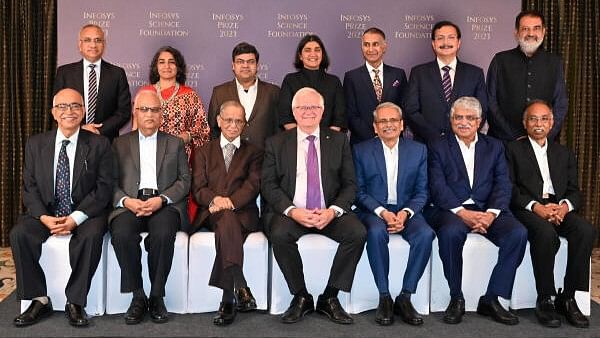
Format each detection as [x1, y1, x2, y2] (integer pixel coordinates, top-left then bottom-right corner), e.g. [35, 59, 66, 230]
[535, 296, 561, 328]
[316, 294, 353, 325]
[236, 287, 257, 312]
[375, 295, 394, 326]
[555, 291, 589, 328]
[14, 299, 54, 327]
[213, 302, 237, 326]
[124, 296, 148, 325]
[65, 303, 89, 327]
[148, 296, 169, 324]
[394, 295, 424, 326]
[476, 296, 519, 325]
[443, 297, 465, 324]
[281, 294, 314, 324]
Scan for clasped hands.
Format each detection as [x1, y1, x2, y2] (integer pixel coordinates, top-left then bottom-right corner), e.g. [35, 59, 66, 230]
[289, 207, 336, 230]
[533, 202, 568, 225]
[209, 196, 234, 214]
[456, 209, 496, 234]
[40, 215, 77, 236]
[380, 210, 409, 234]
[124, 197, 163, 217]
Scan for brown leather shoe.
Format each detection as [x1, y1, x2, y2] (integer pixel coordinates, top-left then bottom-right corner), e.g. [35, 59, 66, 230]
[236, 287, 257, 312]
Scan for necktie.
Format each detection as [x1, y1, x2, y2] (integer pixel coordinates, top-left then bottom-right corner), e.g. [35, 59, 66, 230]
[306, 135, 321, 209]
[441, 65, 452, 103]
[55, 140, 71, 217]
[223, 143, 235, 172]
[373, 68, 383, 102]
[87, 64, 97, 124]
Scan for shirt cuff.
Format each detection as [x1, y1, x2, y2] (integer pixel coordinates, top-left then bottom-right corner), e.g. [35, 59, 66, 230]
[402, 208, 414, 219]
[70, 211, 88, 226]
[283, 206, 295, 217]
[559, 199, 574, 212]
[329, 205, 344, 217]
[374, 206, 386, 219]
[486, 208, 501, 217]
[161, 194, 173, 205]
[450, 206, 464, 214]
[117, 196, 128, 208]
[525, 200, 537, 212]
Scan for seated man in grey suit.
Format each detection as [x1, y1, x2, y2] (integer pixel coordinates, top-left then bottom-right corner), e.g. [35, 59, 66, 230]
[507, 100, 595, 328]
[11, 88, 113, 327]
[192, 101, 264, 326]
[109, 90, 190, 325]
[262, 87, 367, 325]
[208, 42, 280, 148]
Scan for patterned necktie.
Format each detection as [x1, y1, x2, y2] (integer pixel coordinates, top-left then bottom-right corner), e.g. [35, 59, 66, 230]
[87, 64, 97, 124]
[55, 140, 71, 217]
[373, 68, 383, 102]
[223, 143, 235, 172]
[306, 135, 321, 209]
[441, 65, 452, 103]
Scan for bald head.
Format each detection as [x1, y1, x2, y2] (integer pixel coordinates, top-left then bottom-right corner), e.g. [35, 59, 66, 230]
[52, 88, 85, 137]
[134, 90, 162, 136]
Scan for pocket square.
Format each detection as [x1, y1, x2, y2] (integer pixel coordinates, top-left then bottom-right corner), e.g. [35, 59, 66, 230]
[392, 80, 400, 87]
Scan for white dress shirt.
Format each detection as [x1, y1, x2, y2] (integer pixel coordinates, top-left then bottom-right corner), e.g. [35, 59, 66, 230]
[236, 78, 258, 122]
[53, 128, 87, 225]
[138, 130, 158, 190]
[366, 61, 384, 87]
[436, 57, 457, 86]
[220, 134, 241, 155]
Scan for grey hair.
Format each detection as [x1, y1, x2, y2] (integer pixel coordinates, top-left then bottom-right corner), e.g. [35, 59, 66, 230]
[133, 88, 160, 108]
[291, 87, 324, 109]
[372, 101, 403, 120]
[522, 99, 552, 120]
[450, 96, 482, 118]
[219, 100, 246, 121]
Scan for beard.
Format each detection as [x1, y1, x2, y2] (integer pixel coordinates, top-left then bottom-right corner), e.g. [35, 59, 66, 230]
[518, 36, 544, 55]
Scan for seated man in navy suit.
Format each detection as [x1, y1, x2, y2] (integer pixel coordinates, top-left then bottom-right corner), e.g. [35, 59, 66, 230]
[428, 96, 527, 325]
[352, 102, 434, 326]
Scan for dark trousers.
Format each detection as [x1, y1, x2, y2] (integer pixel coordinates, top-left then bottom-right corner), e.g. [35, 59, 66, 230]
[10, 213, 107, 306]
[269, 213, 366, 294]
[433, 208, 528, 299]
[513, 208, 596, 296]
[360, 210, 435, 295]
[205, 209, 253, 290]
[109, 206, 179, 297]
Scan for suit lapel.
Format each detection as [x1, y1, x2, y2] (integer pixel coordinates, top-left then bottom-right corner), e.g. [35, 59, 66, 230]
[448, 136, 470, 189]
[286, 130, 298, 196]
[472, 136, 484, 189]
[429, 61, 448, 106]
[72, 131, 90, 190]
[74, 60, 85, 96]
[359, 66, 378, 103]
[545, 140, 560, 187]
[452, 61, 464, 102]
[42, 131, 58, 201]
[247, 80, 263, 123]
[396, 138, 406, 202]
[382, 64, 394, 99]
[129, 132, 141, 175]
[319, 129, 331, 197]
[373, 139, 388, 194]
[155, 132, 167, 179]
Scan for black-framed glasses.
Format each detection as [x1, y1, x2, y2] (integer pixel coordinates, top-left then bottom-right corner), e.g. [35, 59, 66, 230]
[53, 103, 83, 112]
[136, 106, 161, 113]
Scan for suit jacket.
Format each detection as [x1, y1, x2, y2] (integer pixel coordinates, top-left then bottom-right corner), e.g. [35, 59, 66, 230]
[207, 79, 280, 148]
[109, 131, 191, 223]
[261, 128, 356, 217]
[404, 60, 488, 143]
[506, 138, 582, 210]
[352, 137, 428, 215]
[54, 59, 132, 141]
[343, 64, 408, 144]
[191, 138, 263, 233]
[22, 129, 114, 219]
[428, 132, 511, 212]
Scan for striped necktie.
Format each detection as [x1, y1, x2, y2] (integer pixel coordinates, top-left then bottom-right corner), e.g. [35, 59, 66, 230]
[87, 64, 97, 124]
[441, 65, 452, 103]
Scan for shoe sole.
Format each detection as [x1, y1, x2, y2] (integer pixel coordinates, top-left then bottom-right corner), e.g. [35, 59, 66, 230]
[237, 304, 257, 312]
[443, 315, 463, 324]
[151, 316, 169, 324]
[477, 309, 519, 325]
[375, 317, 394, 326]
[14, 309, 54, 327]
[125, 317, 144, 325]
[281, 309, 314, 324]
[316, 308, 353, 325]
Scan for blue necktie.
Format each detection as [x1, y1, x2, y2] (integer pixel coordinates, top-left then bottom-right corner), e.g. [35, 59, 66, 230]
[55, 140, 71, 216]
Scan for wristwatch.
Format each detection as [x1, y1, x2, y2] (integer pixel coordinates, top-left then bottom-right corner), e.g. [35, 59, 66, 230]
[160, 195, 168, 208]
[333, 209, 343, 218]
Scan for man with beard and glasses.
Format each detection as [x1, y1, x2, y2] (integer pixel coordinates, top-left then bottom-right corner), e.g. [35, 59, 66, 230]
[486, 10, 568, 142]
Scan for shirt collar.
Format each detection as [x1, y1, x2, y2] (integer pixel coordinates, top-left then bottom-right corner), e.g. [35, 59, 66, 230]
[455, 133, 478, 149]
[436, 57, 457, 71]
[365, 61, 383, 74]
[220, 134, 241, 149]
[56, 128, 80, 146]
[380, 138, 399, 152]
[297, 127, 320, 142]
[138, 130, 158, 141]
[83, 58, 102, 69]
[528, 136, 548, 153]
[235, 78, 257, 93]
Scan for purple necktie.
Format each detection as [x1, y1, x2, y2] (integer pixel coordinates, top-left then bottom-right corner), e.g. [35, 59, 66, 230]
[306, 135, 321, 209]
[442, 65, 452, 103]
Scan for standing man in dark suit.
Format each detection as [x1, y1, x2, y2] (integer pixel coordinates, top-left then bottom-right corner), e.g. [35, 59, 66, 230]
[109, 90, 190, 325]
[208, 42, 280, 148]
[262, 87, 366, 324]
[54, 24, 131, 142]
[352, 102, 434, 326]
[428, 96, 527, 325]
[11, 88, 114, 327]
[404, 21, 488, 144]
[192, 101, 264, 326]
[487, 10, 567, 142]
[507, 100, 595, 328]
[343, 27, 408, 145]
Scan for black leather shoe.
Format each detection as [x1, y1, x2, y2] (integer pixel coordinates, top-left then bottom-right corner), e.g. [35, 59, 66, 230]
[65, 303, 89, 327]
[281, 294, 314, 324]
[236, 287, 257, 312]
[535, 296, 561, 328]
[476, 296, 519, 325]
[124, 296, 148, 325]
[14, 299, 54, 327]
[213, 302, 236, 326]
[394, 295, 424, 326]
[316, 294, 353, 325]
[555, 291, 589, 328]
[148, 296, 169, 324]
[375, 295, 394, 326]
[443, 297, 465, 324]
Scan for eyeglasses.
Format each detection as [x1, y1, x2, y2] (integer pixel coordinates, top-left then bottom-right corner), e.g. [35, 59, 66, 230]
[135, 106, 161, 113]
[53, 103, 83, 112]
[80, 38, 104, 44]
[526, 116, 552, 123]
[234, 59, 257, 65]
[374, 118, 402, 125]
[294, 105, 322, 112]
[452, 114, 480, 122]
[220, 118, 245, 126]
